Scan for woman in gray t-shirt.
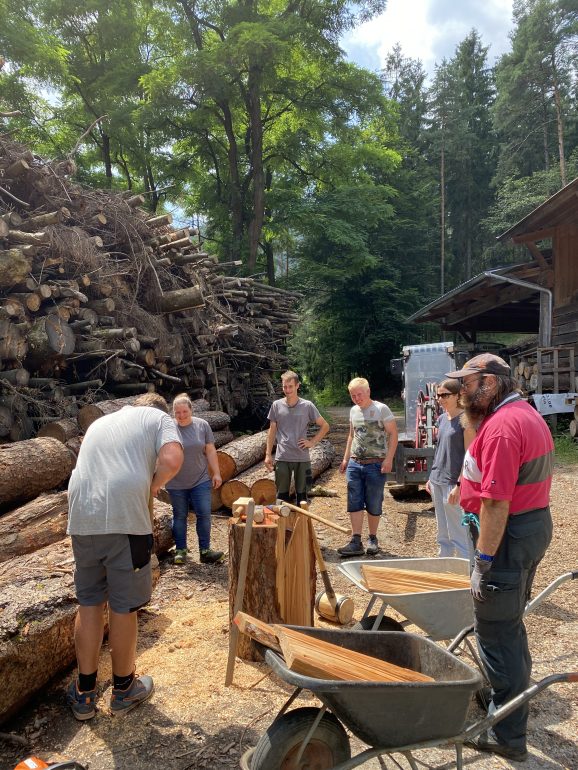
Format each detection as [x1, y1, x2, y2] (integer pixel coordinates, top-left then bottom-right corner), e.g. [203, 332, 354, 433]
[426, 379, 476, 561]
[166, 394, 224, 565]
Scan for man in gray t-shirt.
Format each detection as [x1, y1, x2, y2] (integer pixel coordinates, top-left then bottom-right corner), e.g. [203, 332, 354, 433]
[65, 394, 183, 722]
[265, 370, 329, 503]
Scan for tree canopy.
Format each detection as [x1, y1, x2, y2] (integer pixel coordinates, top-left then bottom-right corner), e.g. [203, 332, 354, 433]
[2, 0, 578, 395]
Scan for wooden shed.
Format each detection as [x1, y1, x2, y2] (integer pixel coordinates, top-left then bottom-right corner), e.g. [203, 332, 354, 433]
[407, 178, 578, 401]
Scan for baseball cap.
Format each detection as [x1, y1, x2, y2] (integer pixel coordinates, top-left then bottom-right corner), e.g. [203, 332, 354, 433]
[446, 353, 510, 378]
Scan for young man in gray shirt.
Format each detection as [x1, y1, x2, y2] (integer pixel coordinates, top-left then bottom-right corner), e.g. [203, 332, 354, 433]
[265, 370, 329, 504]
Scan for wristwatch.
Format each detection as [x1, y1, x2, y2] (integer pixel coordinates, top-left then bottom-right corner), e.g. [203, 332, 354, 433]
[474, 549, 494, 562]
[455, 480, 461, 486]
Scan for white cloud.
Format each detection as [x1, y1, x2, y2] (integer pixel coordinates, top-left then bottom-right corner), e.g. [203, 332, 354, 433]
[342, 0, 514, 76]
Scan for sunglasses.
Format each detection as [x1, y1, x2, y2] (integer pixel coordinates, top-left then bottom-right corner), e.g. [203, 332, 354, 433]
[437, 393, 453, 399]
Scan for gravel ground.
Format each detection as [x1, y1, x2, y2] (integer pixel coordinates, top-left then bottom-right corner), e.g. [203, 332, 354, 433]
[0, 406, 576, 770]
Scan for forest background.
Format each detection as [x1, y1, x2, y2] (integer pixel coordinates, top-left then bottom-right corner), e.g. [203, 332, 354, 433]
[1, 0, 577, 402]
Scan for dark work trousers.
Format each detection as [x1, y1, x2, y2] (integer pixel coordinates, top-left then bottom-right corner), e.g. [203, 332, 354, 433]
[472, 506, 553, 750]
[274, 460, 312, 505]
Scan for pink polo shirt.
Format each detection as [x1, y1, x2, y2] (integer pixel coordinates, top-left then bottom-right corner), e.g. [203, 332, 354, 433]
[460, 399, 553, 515]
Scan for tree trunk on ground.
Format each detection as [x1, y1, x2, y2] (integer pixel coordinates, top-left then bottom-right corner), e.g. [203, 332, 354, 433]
[0, 490, 175, 562]
[76, 396, 145, 433]
[216, 431, 268, 482]
[77, 397, 218, 433]
[0, 438, 74, 508]
[0, 520, 167, 725]
[0, 491, 68, 562]
[0, 320, 28, 361]
[228, 510, 315, 660]
[38, 418, 79, 443]
[194, 411, 231, 431]
[0, 539, 78, 724]
[0, 249, 32, 289]
[212, 429, 234, 448]
[220, 479, 251, 508]
[228, 518, 283, 660]
[158, 286, 204, 313]
[25, 315, 75, 366]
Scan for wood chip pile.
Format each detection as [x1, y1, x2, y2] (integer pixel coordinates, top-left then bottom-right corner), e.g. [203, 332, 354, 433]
[0, 139, 302, 448]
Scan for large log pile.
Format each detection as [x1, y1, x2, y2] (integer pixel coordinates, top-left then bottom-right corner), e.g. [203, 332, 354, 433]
[0, 135, 342, 725]
[0, 139, 302, 444]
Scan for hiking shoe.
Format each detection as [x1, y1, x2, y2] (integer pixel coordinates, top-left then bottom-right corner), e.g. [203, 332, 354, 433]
[366, 535, 379, 555]
[66, 680, 97, 721]
[465, 731, 528, 762]
[174, 548, 187, 565]
[337, 538, 365, 557]
[111, 675, 154, 715]
[200, 548, 225, 564]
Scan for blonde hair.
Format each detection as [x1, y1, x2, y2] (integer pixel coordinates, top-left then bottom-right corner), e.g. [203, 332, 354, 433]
[133, 393, 169, 413]
[172, 393, 193, 415]
[281, 370, 299, 384]
[348, 377, 369, 391]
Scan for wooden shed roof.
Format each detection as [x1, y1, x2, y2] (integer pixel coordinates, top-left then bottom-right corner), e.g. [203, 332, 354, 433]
[497, 177, 578, 243]
[406, 260, 546, 334]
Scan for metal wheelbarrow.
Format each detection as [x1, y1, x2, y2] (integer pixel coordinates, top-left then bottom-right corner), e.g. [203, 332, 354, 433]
[338, 557, 473, 641]
[239, 627, 577, 770]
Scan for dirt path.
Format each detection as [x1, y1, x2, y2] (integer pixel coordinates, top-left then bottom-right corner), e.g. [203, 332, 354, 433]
[1, 408, 577, 770]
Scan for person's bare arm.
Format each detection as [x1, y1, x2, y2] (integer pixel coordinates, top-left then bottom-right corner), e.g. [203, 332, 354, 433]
[299, 416, 330, 449]
[340, 422, 354, 473]
[463, 426, 476, 452]
[151, 442, 184, 496]
[381, 420, 398, 474]
[205, 443, 222, 489]
[449, 426, 477, 504]
[476, 498, 510, 555]
[264, 422, 277, 471]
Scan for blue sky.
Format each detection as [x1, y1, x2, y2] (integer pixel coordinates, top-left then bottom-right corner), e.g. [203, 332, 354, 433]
[342, 0, 515, 77]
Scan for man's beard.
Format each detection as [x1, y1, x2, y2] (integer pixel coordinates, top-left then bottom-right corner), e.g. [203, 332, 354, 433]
[462, 380, 496, 424]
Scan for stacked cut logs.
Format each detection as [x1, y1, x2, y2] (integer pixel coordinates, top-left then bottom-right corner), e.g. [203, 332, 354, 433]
[0, 138, 302, 444]
[510, 347, 577, 396]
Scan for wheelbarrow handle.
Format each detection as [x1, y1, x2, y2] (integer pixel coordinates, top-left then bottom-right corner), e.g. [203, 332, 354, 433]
[461, 672, 578, 742]
[447, 624, 475, 652]
[524, 570, 578, 616]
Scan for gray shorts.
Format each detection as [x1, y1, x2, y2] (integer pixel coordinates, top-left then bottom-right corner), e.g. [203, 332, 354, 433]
[71, 533, 153, 614]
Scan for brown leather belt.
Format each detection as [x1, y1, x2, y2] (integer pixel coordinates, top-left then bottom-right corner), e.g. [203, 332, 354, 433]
[351, 457, 383, 465]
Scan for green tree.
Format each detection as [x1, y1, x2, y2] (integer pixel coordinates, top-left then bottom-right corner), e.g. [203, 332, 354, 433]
[427, 31, 496, 286]
[0, 0, 168, 201]
[493, 0, 578, 186]
[141, 0, 388, 269]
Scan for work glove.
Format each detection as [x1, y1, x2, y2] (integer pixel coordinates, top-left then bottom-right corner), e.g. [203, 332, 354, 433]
[471, 557, 493, 602]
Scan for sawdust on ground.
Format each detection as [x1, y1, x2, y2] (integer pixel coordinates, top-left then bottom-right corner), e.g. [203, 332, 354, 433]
[1, 406, 577, 770]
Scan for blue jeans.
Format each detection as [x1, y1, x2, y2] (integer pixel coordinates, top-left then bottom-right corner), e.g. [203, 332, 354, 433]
[168, 479, 213, 551]
[346, 460, 386, 516]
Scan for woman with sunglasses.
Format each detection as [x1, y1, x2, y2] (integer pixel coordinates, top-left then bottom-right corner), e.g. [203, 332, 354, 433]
[425, 378, 476, 561]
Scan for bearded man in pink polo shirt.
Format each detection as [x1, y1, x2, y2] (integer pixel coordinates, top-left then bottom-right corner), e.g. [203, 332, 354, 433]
[447, 353, 554, 762]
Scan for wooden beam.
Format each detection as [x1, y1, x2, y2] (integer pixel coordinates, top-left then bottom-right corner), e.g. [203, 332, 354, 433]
[525, 243, 549, 270]
[513, 226, 556, 244]
[443, 283, 536, 326]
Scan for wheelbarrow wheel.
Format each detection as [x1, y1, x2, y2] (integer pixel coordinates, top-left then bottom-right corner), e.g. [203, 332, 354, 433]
[251, 707, 350, 770]
[353, 614, 405, 632]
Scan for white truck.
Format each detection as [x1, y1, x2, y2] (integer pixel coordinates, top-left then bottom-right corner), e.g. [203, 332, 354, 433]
[388, 342, 465, 498]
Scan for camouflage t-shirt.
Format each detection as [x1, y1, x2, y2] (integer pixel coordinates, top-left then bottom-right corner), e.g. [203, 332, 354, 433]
[350, 401, 395, 459]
